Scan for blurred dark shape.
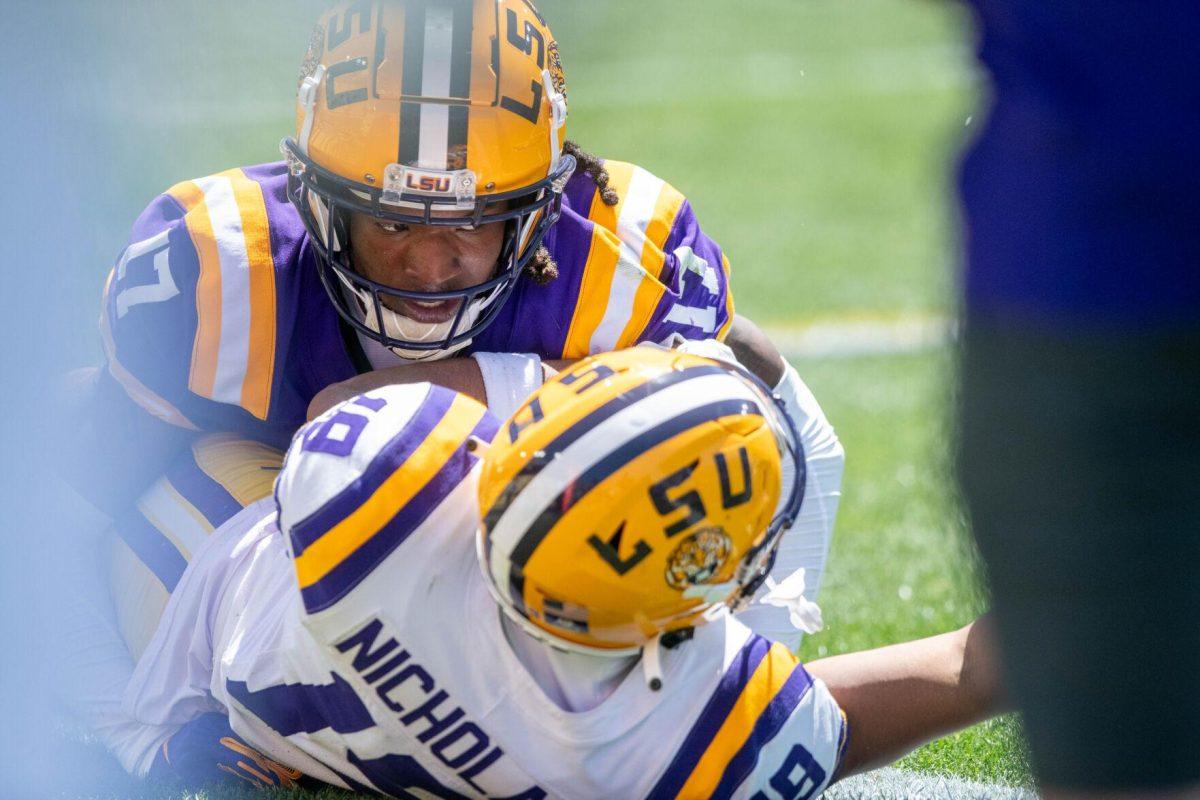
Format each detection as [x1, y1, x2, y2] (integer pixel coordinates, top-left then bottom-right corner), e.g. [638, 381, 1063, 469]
[957, 0, 1199, 794]
[0, 1, 318, 794]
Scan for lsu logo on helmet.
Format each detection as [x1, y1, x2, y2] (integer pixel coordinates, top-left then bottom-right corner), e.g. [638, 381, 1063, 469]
[477, 347, 806, 655]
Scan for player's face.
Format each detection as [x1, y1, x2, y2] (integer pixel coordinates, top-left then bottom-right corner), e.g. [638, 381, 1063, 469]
[348, 212, 507, 324]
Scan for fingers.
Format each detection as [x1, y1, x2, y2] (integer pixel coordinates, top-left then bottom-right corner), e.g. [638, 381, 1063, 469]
[219, 736, 302, 788]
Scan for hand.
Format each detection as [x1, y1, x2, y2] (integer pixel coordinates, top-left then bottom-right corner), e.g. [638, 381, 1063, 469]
[150, 712, 303, 789]
[634, 336, 743, 370]
[673, 337, 741, 369]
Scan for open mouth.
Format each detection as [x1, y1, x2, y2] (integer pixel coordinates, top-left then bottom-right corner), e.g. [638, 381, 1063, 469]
[388, 295, 463, 324]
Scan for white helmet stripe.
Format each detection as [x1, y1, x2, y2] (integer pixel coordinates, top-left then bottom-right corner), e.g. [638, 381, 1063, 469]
[417, 6, 453, 169]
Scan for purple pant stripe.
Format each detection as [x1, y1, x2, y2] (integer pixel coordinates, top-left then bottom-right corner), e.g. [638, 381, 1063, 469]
[114, 509, 188, 592]
[165, 450, 244, 530]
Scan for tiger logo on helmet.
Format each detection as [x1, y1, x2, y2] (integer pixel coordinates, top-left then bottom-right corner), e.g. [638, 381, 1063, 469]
[282, 0, 575, 360]
[664, 526, 733, 590]
[477, 347, 806, 655]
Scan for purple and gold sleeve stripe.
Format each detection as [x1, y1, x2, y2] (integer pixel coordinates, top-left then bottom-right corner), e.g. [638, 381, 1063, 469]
[647, 635, 816, 800]
[166, 168, 278, 421]
[562, 161, 689, 357]
[292, 391, 498, 613]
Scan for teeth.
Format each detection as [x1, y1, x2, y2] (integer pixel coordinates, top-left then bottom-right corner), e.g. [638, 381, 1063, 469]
[411, 299, 445, 308]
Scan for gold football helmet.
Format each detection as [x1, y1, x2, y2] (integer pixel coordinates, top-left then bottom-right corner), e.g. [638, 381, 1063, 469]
[477, 348, 805, 655]
[282, 0, 575, 358]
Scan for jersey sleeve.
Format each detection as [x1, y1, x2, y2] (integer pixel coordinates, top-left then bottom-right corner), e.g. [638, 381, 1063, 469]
[101, 169, 282, 432]
[641, 195, 736, 346]
[558, 161, 735, 358]
[646, 630, 846, 800]
[734, 359, 845, 648]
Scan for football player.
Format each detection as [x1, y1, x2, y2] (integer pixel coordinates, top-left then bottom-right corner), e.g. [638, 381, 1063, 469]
[120, 349, 1001, 797]
[62, 0, 844, 763]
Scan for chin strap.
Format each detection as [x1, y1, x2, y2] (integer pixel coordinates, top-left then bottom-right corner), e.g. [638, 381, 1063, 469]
[641, 633, 664, 692]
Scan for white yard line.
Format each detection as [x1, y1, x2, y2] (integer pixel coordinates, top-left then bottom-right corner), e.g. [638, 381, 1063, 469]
[763, 314, 955, 360]
[826, 768, 1038, 800]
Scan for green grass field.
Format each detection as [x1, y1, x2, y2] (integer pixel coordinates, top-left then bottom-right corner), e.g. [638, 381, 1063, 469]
[63, 0, 1033, 795]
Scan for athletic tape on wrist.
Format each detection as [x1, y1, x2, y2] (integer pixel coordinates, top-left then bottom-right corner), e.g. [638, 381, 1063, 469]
[471, 352, 545, 421]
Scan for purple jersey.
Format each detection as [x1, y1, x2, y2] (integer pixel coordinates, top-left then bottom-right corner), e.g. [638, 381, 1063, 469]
[102, 160, 734, 447]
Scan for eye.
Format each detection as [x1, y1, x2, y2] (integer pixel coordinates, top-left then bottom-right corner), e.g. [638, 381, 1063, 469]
[376, 220, 409, 234]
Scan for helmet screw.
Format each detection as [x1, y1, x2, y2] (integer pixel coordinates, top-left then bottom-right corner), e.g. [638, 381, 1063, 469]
[485, 182, 496, 190]
[364, 174, 376, 184]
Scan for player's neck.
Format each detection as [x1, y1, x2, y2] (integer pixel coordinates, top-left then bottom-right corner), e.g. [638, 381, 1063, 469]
[499, 615, 638, 713]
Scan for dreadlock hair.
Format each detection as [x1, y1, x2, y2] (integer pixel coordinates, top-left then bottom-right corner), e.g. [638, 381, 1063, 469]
[523, 139, 620, 286]
[564, 139, 621, 206]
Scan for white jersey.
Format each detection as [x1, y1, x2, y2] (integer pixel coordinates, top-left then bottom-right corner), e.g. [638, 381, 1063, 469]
[125, 385, 847, 799]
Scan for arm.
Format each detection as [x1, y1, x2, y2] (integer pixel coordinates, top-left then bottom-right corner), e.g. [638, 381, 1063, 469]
[306, 314, 783, 420]
[83, 179, 300, 511]
[307, 313, 781, 422]
[806, 616, 1009, 779]
[724, 314, 785, 387]
[307, 356, 570, 421]
[733, 345, 844, 645]
[308, 358, 489, 420]
[148, 713, 304, 790]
